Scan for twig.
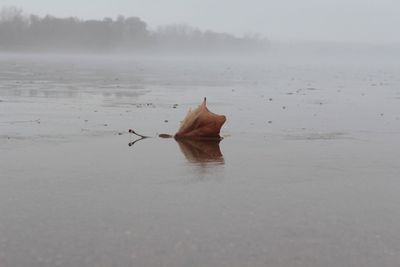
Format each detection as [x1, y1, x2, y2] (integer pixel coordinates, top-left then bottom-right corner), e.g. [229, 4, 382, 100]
[128, 129, 149, 139]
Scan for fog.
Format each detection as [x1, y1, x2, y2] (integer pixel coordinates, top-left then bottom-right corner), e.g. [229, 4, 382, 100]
[0, 7, 267, 55]
[0, 6, 269, 56]
[2, 5, 400, 62]
[1, 0, 400, 43]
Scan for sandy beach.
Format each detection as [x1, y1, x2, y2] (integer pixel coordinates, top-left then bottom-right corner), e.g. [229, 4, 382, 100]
[1, 53, 400, 266]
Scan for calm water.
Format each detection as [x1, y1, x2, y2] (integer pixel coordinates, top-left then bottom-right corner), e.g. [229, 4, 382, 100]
[1, 54, 400, 267]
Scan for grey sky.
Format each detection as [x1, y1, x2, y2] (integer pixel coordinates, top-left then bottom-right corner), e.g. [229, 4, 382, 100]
[2, 0, 399, 43]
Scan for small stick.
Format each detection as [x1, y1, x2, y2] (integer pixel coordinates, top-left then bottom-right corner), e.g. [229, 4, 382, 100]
[159, 133, 173, 138]
[128, 129, 149, 139]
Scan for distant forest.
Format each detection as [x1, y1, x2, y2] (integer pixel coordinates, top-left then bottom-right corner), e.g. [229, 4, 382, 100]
[0, 6, 268, 54]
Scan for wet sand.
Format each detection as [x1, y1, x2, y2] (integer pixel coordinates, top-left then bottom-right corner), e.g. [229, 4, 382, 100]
[1, 54, 400, 267]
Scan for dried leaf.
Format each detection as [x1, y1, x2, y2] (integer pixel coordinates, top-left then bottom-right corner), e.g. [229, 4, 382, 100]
[175, 98, 226, 139]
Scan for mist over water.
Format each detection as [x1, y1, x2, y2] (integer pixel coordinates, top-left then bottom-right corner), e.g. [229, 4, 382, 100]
[0, 6, 267, 55]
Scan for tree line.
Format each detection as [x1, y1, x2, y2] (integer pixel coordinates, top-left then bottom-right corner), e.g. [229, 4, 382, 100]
[0, 6, 268, 53]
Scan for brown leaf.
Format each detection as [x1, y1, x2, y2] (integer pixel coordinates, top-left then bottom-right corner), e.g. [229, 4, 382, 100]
[175, 98, 226, 139]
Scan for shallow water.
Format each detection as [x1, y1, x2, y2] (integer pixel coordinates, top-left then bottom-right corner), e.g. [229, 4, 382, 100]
[1, 54, 400, 267]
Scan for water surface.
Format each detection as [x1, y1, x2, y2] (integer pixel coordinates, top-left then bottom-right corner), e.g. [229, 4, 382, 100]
[1, 54, 400, 267]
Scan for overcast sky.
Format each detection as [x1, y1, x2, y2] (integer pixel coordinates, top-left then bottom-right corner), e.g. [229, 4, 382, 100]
[1, 0, 399, 43]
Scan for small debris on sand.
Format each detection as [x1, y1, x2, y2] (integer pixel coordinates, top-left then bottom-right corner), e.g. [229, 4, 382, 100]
[159, 133, 173, 138]
[164, 120, 168, 123]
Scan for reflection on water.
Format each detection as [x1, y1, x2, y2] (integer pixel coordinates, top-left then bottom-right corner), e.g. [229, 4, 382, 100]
[0, 59, 148, 101]
[177, 138, 225, 183]
[128, 137, 224, 165]
[176, 139, 224, 164]
[128, 137, 148, 147]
